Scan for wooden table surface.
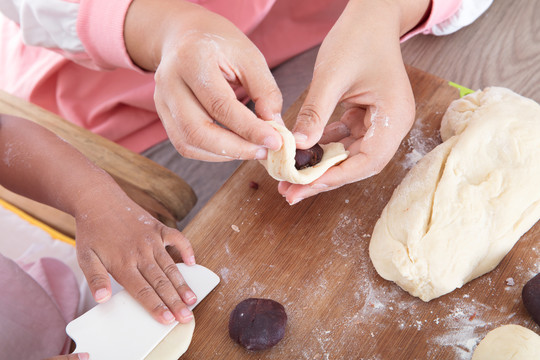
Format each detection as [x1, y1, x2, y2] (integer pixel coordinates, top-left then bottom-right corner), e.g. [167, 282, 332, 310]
[182, 66, 540, 359]
[401, 0, 540, 104]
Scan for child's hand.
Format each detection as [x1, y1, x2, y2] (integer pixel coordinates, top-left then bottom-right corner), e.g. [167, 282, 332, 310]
[125, 0, 283, 162]
[74, 187, 197, 325]
[279, 0, 429, 204]
[0, 116, 198, 325]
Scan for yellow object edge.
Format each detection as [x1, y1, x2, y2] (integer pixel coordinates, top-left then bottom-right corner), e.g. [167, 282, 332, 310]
[448, 81, 475, 98]
[0, 198, 75, 247]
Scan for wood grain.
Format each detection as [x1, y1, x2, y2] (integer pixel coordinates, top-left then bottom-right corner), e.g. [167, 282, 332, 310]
[401, 0, 540, 103]
[0, 90, 197, 234]
[182, 67, 540, 359]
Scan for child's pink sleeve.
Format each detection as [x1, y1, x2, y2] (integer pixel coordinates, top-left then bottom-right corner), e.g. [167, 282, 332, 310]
[77, 0, 140, 71]
[402, 0, 493, 41]
[0, 0, 139, 71]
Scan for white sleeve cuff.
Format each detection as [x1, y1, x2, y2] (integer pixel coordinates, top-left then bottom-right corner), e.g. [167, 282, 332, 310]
[0, 0, 83, 52]
[430, 0, 493, 36]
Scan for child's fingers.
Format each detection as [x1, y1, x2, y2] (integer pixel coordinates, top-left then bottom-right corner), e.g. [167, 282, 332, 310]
[154, 247, 197, 307]
[77, 249, 111, 303]
[163, 228, 195, 266]
[118, 267, 192, 325]
[137, 257, 194, 324]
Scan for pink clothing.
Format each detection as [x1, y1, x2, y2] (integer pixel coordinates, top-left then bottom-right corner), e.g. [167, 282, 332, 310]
[0, 255, 80, 359]
[0, 0, 464, 153]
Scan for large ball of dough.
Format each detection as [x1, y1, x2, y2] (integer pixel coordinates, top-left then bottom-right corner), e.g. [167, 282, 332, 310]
[228, 298, 287, 351]
[369, 87, 540, 301]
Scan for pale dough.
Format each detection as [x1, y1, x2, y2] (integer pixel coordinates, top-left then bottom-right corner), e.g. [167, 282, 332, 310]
[472, 325, 540, 360]
[369, 87, 540, 301]
[145, 318, 195, 360]
[260, 121, 348, 185]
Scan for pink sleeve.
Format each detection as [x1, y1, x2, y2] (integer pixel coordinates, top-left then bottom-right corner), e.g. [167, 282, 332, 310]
[77, 0, 140, 71]
[401, 0, 462, 42]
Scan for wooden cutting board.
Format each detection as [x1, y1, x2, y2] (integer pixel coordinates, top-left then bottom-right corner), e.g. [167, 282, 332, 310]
[182, 66, 540, 359]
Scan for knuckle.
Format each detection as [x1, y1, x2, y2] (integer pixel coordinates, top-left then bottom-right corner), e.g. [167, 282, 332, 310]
[153, 69, 163, 84]
[298, 104, 323, 126]
[240, 124, 260, 143]
[171, 139, 190, 157]
[371, 157, 388, 176]
[175, 282, 190, 294]
[170, 125, 202, 158]
[153, 276, 172, 292]
[263, 86, 283, 105]
[151, 302, 167, 315]
[76, 249, 92, 264]
[163, 263, 181, 278]
[87, 274, 108, 288]
[168, 298, 186, 311]
[208, 96, 233, 120]
[180, 122, 206, 146]
[135, 285, 155, 301]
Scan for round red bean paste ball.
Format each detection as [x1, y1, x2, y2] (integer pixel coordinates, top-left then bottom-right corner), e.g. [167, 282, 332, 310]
[228, 298, 287, 351]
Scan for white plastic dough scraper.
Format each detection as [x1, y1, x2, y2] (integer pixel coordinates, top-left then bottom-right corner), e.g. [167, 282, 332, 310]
[66, 264, 220, 359]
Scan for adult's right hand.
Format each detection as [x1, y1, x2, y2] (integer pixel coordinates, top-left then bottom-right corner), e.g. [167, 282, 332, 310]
[46, 354, 88, 360]
[125, 0, 283, 161]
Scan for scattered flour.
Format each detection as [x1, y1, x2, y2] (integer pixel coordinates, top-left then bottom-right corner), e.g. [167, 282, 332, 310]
[402, 123, 440, 169]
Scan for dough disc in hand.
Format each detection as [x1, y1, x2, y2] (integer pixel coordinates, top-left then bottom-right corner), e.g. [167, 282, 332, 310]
[260, 121, 348, 185]
[369, 87, 540, 301]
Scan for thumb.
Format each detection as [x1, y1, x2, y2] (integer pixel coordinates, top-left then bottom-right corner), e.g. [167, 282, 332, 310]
[293, 79, 342, 149]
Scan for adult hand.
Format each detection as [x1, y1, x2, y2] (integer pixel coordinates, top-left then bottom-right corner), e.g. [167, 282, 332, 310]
[279, 0, 430, 204]
[46, 354, 88, 360]
[125, 0, 283, 161]
[75, 186, 197, 325]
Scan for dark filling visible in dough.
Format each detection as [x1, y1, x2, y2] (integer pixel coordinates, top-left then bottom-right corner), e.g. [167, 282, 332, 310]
[523, 272, 540, 326]
[228, 298, 287, 351]
[295, 144, 324, 170]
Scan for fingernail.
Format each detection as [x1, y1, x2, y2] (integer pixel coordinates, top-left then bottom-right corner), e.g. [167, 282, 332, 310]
[311, 183, 328, 189]
[327, 122, 350, 136]
[180, 307, 193, 320]
[263, 135, 281, 150]
[163, 310, 175, 323]
[186, 255, 196, 266]
[272, 113, 285, 125]
[293, 132, 308, 144]
[255, 148, 267, 160]
[186, 291, 197, 304]
[94, 288, 110, 303]
[78, 353, 90, 360]
[289, 197, 304, 205]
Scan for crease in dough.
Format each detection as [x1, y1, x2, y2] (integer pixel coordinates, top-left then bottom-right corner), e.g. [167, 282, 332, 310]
[369, 87, 540, 301]
[260, 121, 349, 185]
